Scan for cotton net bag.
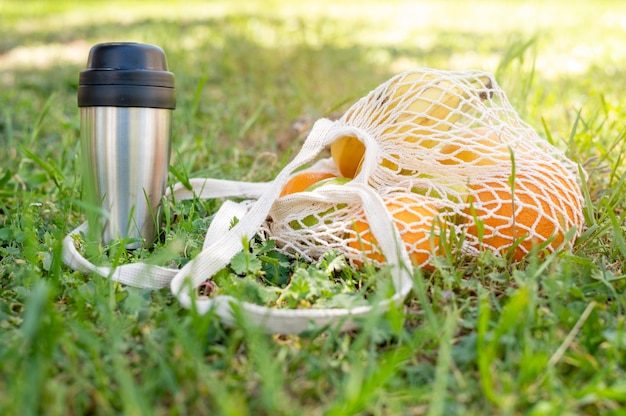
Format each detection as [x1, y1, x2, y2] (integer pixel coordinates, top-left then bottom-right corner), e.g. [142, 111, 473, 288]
[265, 68, 585, 269]
[63, 68, 586, 334]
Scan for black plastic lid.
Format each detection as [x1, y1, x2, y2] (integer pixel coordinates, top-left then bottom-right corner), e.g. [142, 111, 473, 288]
[78, 42, 176, 109]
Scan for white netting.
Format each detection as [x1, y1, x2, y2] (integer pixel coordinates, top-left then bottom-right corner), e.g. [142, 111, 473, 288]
[264, 68, 585, 267]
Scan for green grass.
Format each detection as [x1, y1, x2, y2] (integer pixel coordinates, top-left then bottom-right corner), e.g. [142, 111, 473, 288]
[1, 0, 626, 414]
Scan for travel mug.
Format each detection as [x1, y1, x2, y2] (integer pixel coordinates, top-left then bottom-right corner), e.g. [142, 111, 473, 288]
[78, 42, 175, 249]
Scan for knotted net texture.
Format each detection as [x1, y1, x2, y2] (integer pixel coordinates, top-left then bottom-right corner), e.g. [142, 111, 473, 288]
[265, 68, 585, 267]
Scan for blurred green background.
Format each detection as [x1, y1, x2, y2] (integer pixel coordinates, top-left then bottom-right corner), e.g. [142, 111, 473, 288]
[2, 0, 624, 162]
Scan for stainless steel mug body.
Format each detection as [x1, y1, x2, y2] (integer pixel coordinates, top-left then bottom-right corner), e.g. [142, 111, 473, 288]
[81, 106, 171, 249]
[78, 42, 175, 249]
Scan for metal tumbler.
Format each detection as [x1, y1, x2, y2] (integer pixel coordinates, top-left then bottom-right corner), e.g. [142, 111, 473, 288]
[78, 42, 175, 249]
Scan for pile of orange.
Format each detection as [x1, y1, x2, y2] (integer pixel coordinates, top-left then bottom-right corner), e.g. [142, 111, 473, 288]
[281, 131, 582, 268]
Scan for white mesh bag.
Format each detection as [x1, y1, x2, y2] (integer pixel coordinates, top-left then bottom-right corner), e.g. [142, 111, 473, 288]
[63, 68, 585, 334]
[266, 68, 585, 266]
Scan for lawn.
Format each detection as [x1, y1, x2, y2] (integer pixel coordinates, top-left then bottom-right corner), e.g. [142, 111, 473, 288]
[1, 0, 625, 415]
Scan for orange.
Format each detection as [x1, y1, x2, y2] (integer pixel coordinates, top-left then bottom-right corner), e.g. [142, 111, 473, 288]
[439, 127, 512, 166]
[280, 171, 336, 197]
[348, 194, 446, 270]
[463, 162, 583, 261]
[286, 177, 351, 229]
[330, 135, 365, 178]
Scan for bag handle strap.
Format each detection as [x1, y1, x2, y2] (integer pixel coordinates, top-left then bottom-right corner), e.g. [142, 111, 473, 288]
[61, 178, 273, 289]
[63, 118, 415, 333]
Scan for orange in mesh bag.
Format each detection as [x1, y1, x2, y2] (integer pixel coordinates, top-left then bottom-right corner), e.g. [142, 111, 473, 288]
[347, 192, 448, 270]
[461, 160, 584, 261]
